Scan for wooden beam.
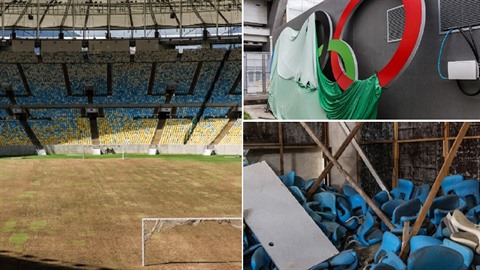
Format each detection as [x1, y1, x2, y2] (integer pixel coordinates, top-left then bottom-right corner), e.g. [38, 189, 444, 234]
[399, 122, 471, 260]
[306, 122, 363, 200]
[301, 122, 395, 230]
[392, 122, 399, 188]
[339, 122, 389, 192]
[278, 122, 284, 175]
[443, 122, 449, 159]
[323, 122, 330, 186]
[360, 135, 480, 145]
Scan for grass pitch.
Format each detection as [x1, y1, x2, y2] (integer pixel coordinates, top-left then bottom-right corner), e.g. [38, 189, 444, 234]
[0, 155, 242, 269]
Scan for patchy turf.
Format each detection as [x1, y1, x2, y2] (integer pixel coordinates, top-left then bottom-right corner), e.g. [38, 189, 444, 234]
[0, 156, 242, 269]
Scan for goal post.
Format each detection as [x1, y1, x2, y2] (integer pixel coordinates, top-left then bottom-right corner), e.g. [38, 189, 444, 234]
[141, 217, 242, 267]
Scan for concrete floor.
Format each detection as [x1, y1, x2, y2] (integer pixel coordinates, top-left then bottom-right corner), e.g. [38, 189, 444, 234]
[244, 104, 276, 120]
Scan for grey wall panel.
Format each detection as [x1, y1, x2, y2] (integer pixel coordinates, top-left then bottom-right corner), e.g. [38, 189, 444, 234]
[273, 0, 480, 119]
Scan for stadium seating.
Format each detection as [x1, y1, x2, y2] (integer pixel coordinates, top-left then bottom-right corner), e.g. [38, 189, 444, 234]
[203, 107, 230, 118]
[0, 97, 10, 104]
[0, 120, 32, 146]
[209, 61, 241, 103]
[158, 118, 192, 144]
[0, 51, 38, 63]
[228, 48, 241, 61]
[29, 118, 92, 145]
[42, 52, 84, 63]
[135, 49, 178, 63]
[0, 109, 10, 119]
[187, 118, 229, 145]
[171, 61, 220, 103]
[219, 119, 241, 145]
[89, 51, 130, 63]
[153, 62, 197, 95]
[68, 63, 108, 95]
[18, 64, 87, 104]
[29, 108, 81, 119]
[181, 48, 226, 62]
[176, 107, 201, 118]
[98, 108, 157, 145]
[95, 63, 165, 104]
[28, 108, 91, 145]
[0, 63, 28, 95]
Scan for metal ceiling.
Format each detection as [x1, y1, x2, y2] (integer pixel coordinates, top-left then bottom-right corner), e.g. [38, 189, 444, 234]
[0, 0, 242, 29]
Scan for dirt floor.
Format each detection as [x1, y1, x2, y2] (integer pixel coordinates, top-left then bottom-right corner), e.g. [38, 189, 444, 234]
[0, 156, 242, 269]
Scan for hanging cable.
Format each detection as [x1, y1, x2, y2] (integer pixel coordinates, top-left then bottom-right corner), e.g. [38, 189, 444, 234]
[437, 29, 453, 80]
[456, 27, 480, 96]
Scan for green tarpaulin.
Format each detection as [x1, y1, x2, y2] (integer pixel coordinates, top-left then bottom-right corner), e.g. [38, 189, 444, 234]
[268, 13, 383, 120]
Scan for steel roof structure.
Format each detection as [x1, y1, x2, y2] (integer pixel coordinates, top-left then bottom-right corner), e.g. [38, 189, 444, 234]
[0, 0, 241, 30]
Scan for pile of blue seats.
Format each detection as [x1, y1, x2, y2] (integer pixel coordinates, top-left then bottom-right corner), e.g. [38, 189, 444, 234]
[244, 173, 480, 270]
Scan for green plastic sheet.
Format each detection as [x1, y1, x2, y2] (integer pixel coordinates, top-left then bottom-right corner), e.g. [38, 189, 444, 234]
[268, 13, 383, 120]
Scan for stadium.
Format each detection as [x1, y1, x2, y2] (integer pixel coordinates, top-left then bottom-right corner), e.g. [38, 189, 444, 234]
[0, 0, 242, 268]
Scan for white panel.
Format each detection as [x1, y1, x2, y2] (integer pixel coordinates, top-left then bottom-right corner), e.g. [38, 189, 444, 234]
[243, 161, 338, 270]
[244, 0, 267, 25]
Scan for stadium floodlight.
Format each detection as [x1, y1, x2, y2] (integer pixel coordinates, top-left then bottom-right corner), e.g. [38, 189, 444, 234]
[141, 217, 242, 267]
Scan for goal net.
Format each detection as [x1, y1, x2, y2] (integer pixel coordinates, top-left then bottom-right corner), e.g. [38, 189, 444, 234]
[141, 217, 243, 267]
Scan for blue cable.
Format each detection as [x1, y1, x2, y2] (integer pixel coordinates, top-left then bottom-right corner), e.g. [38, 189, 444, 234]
[438, 29, 454, 80]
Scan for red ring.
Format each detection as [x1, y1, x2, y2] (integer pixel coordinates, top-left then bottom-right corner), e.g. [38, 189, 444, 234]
[331, 0, 425, 90]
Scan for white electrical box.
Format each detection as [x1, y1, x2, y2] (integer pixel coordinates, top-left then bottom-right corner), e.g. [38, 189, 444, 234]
[448, 61, 478, 80]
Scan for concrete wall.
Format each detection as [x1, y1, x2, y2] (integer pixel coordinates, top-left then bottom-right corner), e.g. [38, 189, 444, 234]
[157, 144, 242, 155]
[244, 122, 359, 187]
[247, 148, 324, 180]
[329, 122, 358, 187]
[0, 145, 37, 156]
[0, 144, 241, 156]
[274, 0, 480, 119]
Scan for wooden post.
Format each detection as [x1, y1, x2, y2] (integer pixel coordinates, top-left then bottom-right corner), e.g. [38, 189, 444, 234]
[443, 122, 449, 159]
[339, 123, 390, 193]
[393, 122, 399, 188]
[301, 122, 395, 230]
[323, 122, 330, 186]
[306, 122, 363, 199]
[278, 122, 284, 175]
[399, 122, 471, 260]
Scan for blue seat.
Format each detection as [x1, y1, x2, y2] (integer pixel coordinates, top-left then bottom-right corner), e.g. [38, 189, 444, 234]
[448, 179, 480, 210]
[391, 179, 414, 200]
[279, 171, 295, 187]
[381, 199, 406, 217]
[392, 198, 422, 228]
[303, 202, 323, 227]
[337, 196, 356, 229]
[429, 194, 466, 225]
[410, 236, 442, 254]
[374, 232, 402, 264]
[304, 179, 322, 194]
[311, 249, 359, 270]
[443, 238, 473, 267]
[407, 246, 465, 270]
[441, 174, 464, 195]
[321, 221, 347, 249]
[251, 246, 272, 270]
[413, 184, 430, 204]
[369, 190, 391, 216]
[372, 252, 406, 270]
[353, 212, 383, 247]
[343, 184, 358, 197]
[288, 186, 306, 205]
[313, 192, 337, 221]
[466, 204, 480, 223]
[433, 219, 451, 239]
[293, 175, 305, 190]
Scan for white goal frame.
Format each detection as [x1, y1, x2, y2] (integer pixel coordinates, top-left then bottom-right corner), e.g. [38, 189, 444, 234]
[141, 217, 242, 267]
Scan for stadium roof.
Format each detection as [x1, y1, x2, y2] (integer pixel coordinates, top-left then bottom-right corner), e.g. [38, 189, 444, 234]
[0, 0, 241, 29]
